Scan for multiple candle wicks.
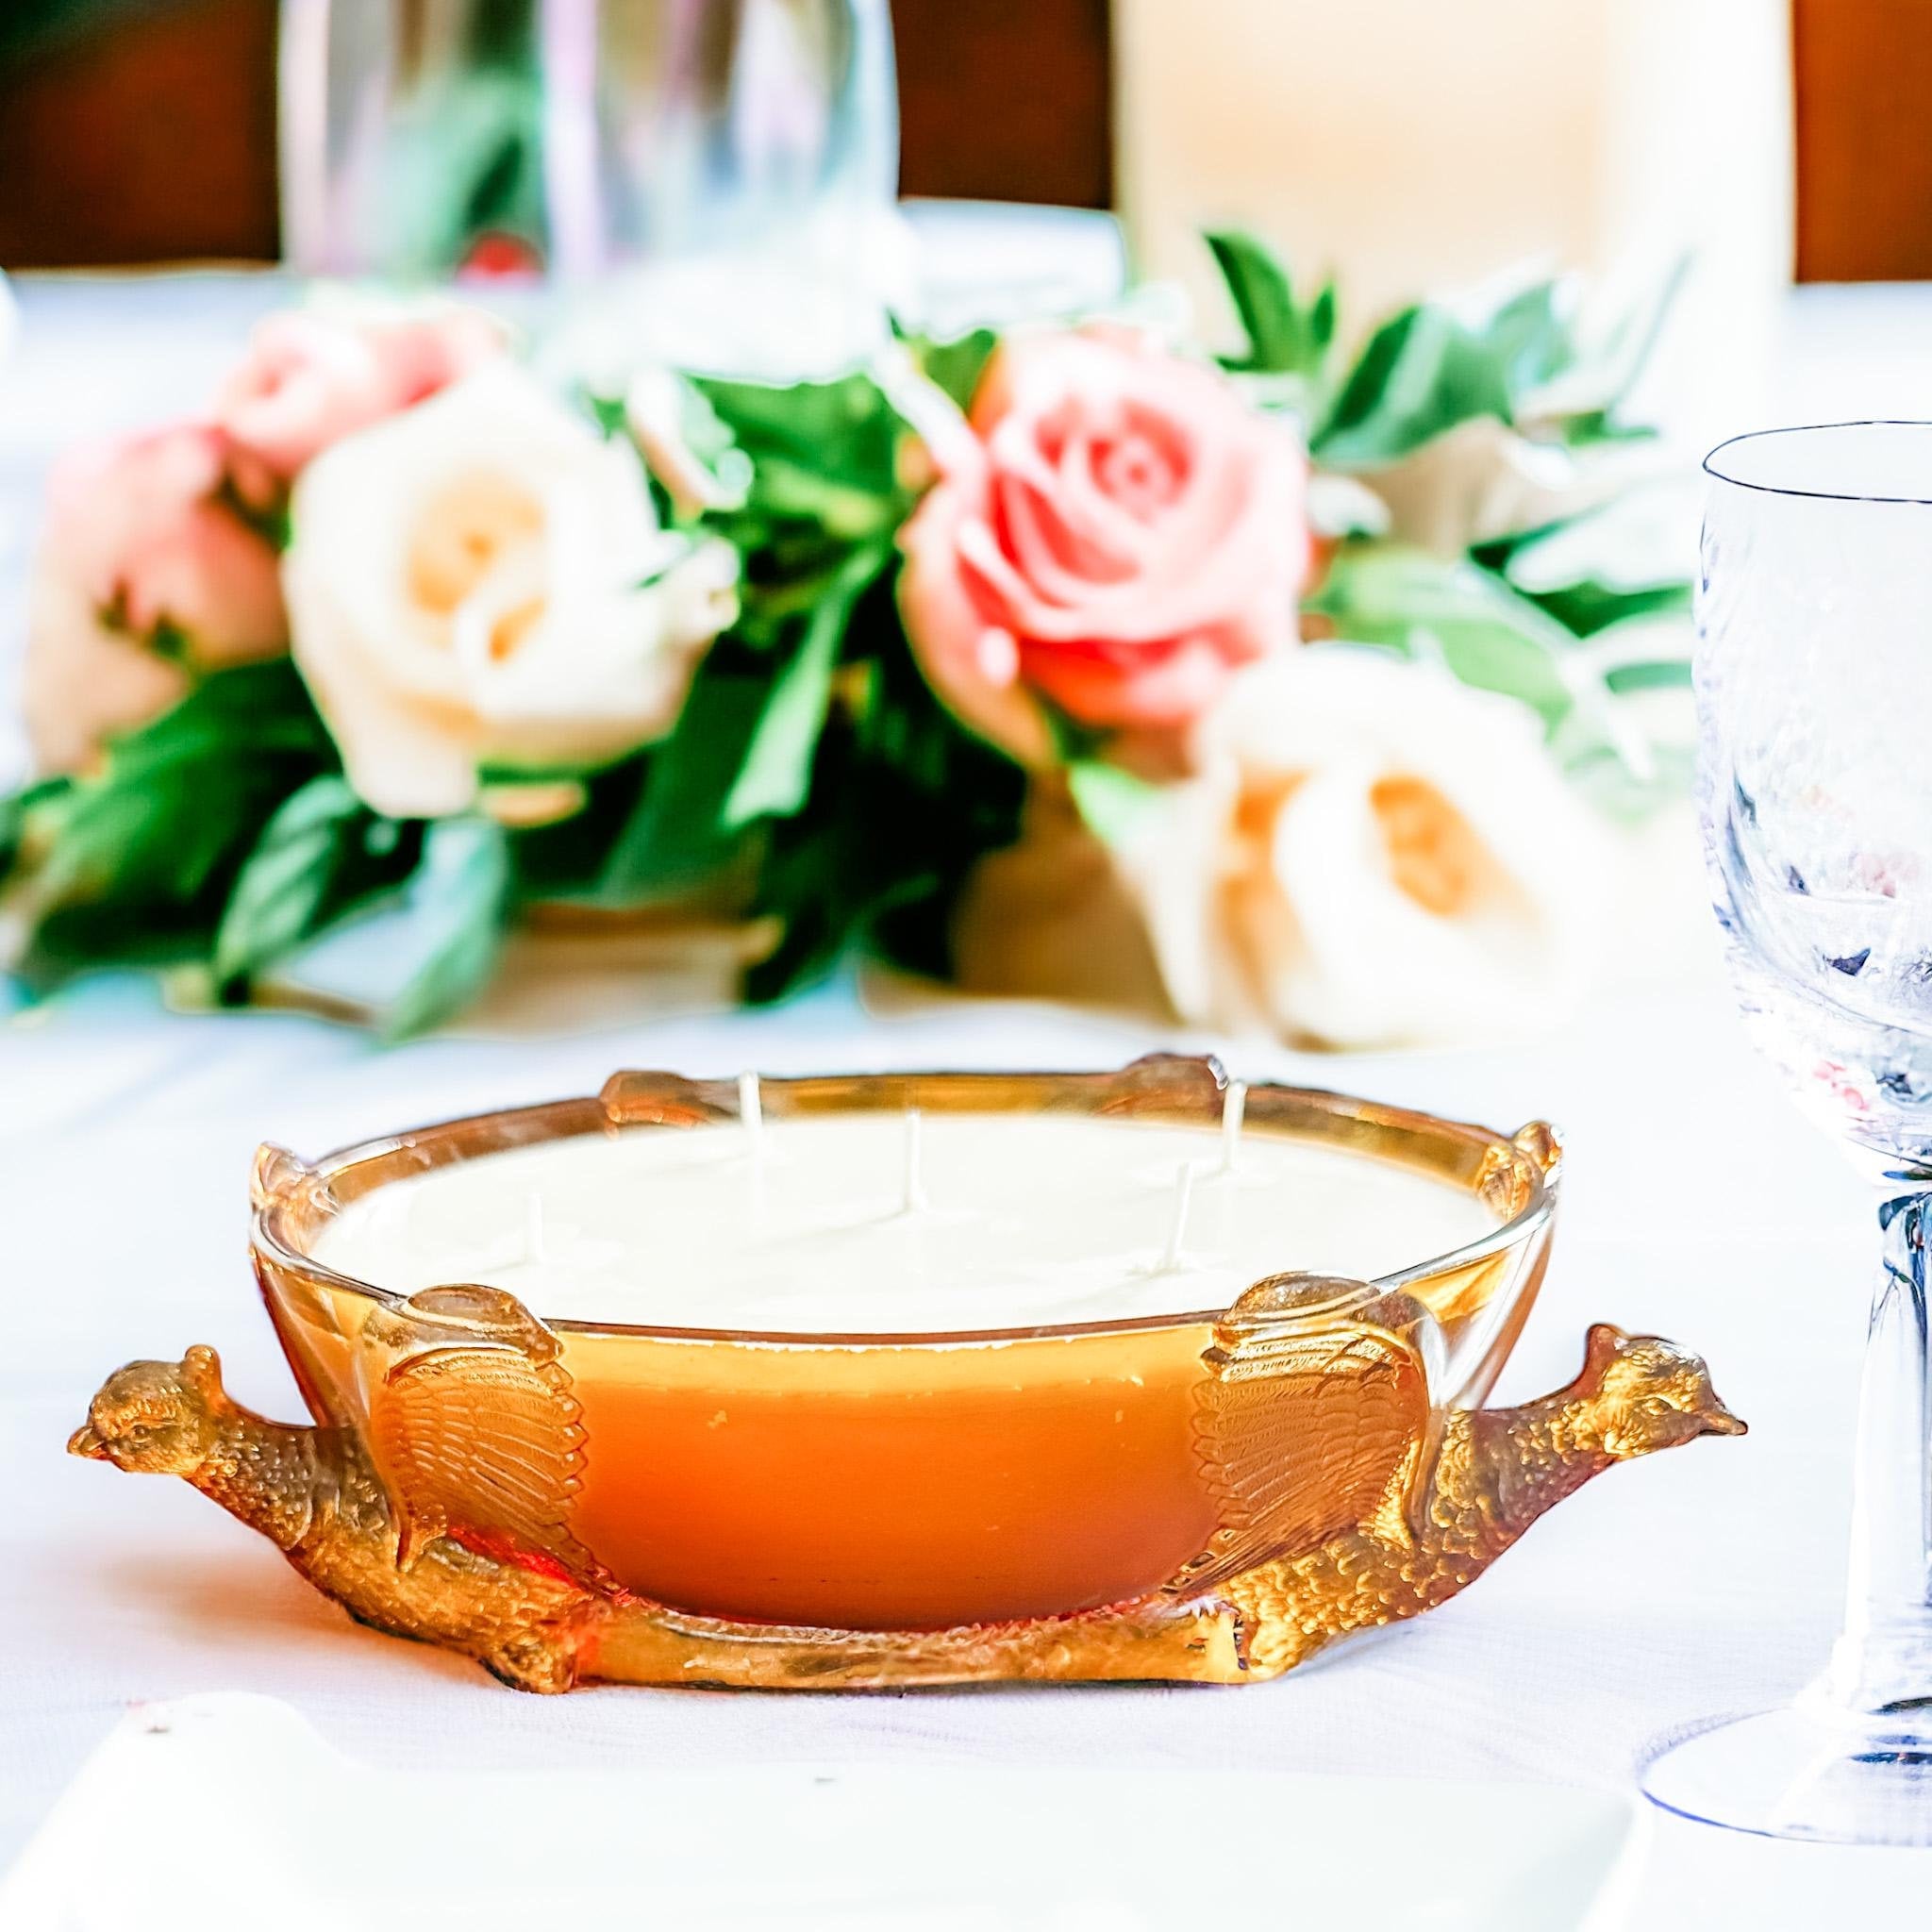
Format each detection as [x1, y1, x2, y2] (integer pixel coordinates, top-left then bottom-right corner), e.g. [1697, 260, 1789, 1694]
[320, 1066, 1500, 1332]
[719, 1071, 1254, 1280]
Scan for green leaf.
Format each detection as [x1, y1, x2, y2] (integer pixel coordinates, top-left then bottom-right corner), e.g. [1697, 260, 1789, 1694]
[506, 755, 648, 900]
[1523, 577, 1691, 639]
[723, 543, 886, 829]
[1529, 258, 1689, 439]
[0, 776, 70, 883]
[1306, 545, 1580, 724]
[596, 656, 768, 902]
[911, 326, 999, 411]
[1315, 308, 1510, 467]
[1067, 760, 1161, 849]
[30, 659, 332, 915]
[1604, 658, 1693, 694]
[694, 371, 913, 540]
[744, 585, 1027, 1002]
[1478, 278, 1573, 394]
[379, 817, 513, 1041]
[1206, 230, 1337, 378]
[211, 775, 372, 992]
[1313, 276, 1573, 469]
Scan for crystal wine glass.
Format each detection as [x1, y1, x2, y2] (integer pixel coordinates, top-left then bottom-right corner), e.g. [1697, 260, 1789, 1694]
[1641, 422, 1932, 1842]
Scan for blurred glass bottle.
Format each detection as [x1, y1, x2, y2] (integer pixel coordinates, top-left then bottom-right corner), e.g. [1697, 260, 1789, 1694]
[279, 0, 900, 368]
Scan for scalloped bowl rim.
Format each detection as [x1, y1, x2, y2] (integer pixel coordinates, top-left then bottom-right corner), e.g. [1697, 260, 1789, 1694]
[251, 1061, 1558, 1348]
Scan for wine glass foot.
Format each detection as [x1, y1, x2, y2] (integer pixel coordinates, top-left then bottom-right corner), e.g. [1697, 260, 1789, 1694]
[1640, 1704, 1932, 1845]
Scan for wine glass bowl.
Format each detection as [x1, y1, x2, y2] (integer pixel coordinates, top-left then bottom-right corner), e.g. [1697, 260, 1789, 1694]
[1703, 424, 1932, 1174]
[1642, 422, 1932, 1841]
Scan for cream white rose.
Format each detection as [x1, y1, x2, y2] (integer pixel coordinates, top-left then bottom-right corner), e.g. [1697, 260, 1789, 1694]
[283, 365, 737, 819]
[1114, 647, 1607, 1048]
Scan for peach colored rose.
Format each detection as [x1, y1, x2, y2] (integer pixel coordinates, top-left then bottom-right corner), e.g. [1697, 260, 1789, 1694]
[899, 328, 1308, 763]
[24, 424, 287, 773]
[214, 303, 506, 493]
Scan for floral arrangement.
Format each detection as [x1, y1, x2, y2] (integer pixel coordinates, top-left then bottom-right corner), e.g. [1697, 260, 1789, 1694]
[0, 236, 1690, 1045]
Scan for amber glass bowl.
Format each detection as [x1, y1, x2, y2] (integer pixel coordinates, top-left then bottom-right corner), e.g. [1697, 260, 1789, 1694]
[251, 1057, 1559, 1630]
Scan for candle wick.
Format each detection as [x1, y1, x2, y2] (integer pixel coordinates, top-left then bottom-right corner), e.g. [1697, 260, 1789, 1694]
[525, 1193, 548, 1266]
[901, 1108, 928, 1216]
[1218, 1079, 1247, 1177]
[1158, 1161, 1197, 1274]
[738, 1070, 764, 1160]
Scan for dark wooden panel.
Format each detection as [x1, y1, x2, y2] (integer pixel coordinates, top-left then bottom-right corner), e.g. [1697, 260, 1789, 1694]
[0, 0, 280, 267]
[0, 0, 1114, 267]
[1794, 0, 1932, 281]
[894, 0, 1110, 208]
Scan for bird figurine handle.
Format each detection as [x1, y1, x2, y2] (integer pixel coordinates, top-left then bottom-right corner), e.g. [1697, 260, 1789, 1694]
[70, 1297, 1743, 1693]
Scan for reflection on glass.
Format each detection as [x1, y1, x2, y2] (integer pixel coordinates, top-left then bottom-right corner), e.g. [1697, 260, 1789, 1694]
[1642, 422, 1932, 1843]
[278, 0, 897, 289]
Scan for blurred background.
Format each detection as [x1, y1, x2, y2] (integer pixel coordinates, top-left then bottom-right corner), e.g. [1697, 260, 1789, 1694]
[0, 0, 1907, 281]
[0, 3, 1900, 290]
[0, 0, 1905, 445]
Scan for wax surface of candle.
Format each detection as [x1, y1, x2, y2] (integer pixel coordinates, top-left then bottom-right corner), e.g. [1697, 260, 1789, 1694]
[312, 1114, 1496, 1331]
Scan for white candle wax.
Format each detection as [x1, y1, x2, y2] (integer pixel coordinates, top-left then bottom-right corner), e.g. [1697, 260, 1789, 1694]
[312, 1113, 1497, 1333]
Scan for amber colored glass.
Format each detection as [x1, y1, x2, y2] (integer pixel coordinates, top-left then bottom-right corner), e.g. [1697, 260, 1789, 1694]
[72, 1056, 1741, 1691]
[254, 1059, 1549, 1627]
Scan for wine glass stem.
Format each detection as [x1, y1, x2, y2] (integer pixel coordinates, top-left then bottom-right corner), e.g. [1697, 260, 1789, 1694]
[1828, 1191, 1932, 1719]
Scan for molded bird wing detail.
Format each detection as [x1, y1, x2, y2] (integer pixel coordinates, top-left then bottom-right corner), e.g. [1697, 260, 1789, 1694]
[1171, 1274, 1434, 1594]
[359, 1285, 598, 1582]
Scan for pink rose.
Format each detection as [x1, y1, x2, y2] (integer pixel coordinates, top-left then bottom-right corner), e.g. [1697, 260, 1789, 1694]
[23, 424, 287, 772]
[214, 305, 506, 491]
[898, 328, 1309, 762]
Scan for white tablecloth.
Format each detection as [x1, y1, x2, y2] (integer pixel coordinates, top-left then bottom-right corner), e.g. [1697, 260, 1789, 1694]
[8, 261, 1932, 1922]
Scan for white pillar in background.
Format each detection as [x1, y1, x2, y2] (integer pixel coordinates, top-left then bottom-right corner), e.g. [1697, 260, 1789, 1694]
[1113, 0, 1794, 447]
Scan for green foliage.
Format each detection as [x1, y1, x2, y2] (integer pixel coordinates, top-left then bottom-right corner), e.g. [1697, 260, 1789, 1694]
[0, 776, 65, 882]
[8, 662, 334, 983]
[1066, 760, 1161, 849]
[1306, 545, 1579, 725]
[211, 776, 420, 997]
[1520, 576, 1691, 640]
[745, 573, 1027, 1000]
[1208, 231, 1678, 479]
[594, 653, 771, 904]
[576, 367, 925, 911]
[1207, 230, 1337, 382]
[693, 371, 915, 551]
[558, 362, 1024, 1003]
[1313, 279, 1574, 468]
[723, 541, 888, 829]
[378, 817, 514, 1041]
[0, 663, 470, 1025]
[908, 326, 1000, 411]
[1205, 230, 1691, 800]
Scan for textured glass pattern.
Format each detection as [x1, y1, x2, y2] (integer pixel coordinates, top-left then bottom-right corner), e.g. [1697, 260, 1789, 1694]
[1702, 428, 1932, 1168]
[1644, 424, 1932, 1842]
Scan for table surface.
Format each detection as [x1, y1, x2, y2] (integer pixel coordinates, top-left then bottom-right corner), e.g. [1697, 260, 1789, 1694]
[7, 252, 1932, 1924]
